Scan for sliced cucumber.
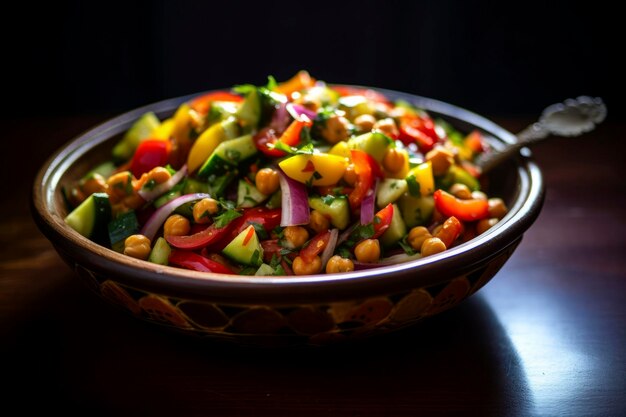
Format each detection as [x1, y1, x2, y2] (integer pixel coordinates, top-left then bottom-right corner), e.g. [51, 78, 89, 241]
[398, 194, 435, 228]
[197, 134, 257, 178]
[254, 263, 276, 276]
[347, 132, 393, 163]
[64, 193, 111, 244]
[222, 225, 263, 267]
[237, 180, 268, 208]
[308, 196, 350, 230]
[148, 237, 171, 265]
[377, 178, 408, 208]
[235, 88, 261, 128]
[112, 112, 160, 162]
[380, 204, 407, 247]
[107, 210, 139, 252]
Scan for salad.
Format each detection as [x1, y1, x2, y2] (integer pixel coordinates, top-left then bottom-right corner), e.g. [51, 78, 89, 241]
[63, 71, 507, 276]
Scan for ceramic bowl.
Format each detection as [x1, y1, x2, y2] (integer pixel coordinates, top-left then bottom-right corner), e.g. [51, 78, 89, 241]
[32, 87, 544, 346]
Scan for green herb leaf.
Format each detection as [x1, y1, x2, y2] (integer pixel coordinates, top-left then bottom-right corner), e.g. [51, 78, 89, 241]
[406, 175, 421, 197]
[272, 264, 286, 276]
[398, 237, 416, 256]
[321, 195, 336, 205]
[213, 208, 242, 228]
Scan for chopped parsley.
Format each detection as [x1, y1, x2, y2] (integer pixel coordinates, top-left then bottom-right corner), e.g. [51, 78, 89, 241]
[213, 208, 242, 228]
[406, 175, 421, 197]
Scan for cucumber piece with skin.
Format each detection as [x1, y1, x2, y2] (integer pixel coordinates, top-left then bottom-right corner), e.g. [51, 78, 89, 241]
[197, 134, 257, 178]
[148, 237, 171, 265]
[64, 193, 111, 244]
[222, 225, 263, 267]
[107, 210, 139, 252]
[346, 132, 393, 163]
[112, 112, 160, 162]
[308, 196, 350, 230]
[376, 178, 408, 208]
[235, 88, 261, 128]
[380, 204, 407, 247]
[398, 194, 435, 228]
[237, 180, 268, 208]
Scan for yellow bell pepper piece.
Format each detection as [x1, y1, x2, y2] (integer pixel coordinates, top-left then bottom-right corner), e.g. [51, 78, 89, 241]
[151, 118, 175, 140]
[278, 153, 348, 186]
[329, 141, 351, 158]
[187, 117, 239, 173]
[407, 161, 434, 196]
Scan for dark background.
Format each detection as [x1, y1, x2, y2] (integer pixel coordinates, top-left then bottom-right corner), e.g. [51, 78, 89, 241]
[2, 0, 620, 119]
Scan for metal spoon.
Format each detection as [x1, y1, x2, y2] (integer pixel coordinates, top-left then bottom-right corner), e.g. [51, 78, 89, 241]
[475, 96, 607, 173]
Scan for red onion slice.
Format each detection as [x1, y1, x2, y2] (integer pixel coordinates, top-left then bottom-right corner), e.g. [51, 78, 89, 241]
[138, 165, 188, 202]
[360, 179, 378, 225]
[320, 228, 339, 267]
[140, 193, 210, 241]
[353, 252, 422, 270]
[278, 169, 310, 227]
[286, 102, 316, 122]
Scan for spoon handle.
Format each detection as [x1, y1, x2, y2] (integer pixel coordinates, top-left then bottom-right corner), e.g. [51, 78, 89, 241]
[476, 96, 607, 174]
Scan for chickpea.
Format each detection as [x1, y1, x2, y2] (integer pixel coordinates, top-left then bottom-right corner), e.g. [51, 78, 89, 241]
[124, 234, 151, 260]
[421, 237, 446, 257]
[471, 190, 487, 201]
[354, 239, 381, 263]
[309, 210, 330, 234]
[425, 147, 454, 176]
[149, 166, 172, 184]
[283, 226, 309, 249]
[292, 255, 323, 275]
[407, 226, 432, 251]
[449, 183, 472, 200]
[193, 198, 219, 224]
[488, 198, 508, 219]
[255, 168, 280, 195]
[122, 193, 145, 210]
[81, 173, 107, 195]
[163, 214, 190, 238]
[320, 115, 350, 144]
[343, 164, 358, 186]
[353, 114, 377, 132]
[383, 148, 406, 173]
[476, 218, 499, 234]
[325, 255, 355, 274]
[107, 171, 134, 201]
[372, 118, 399, 138]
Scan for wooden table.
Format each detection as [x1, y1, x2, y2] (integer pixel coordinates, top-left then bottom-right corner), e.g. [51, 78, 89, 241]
[2, 116, 624, 416]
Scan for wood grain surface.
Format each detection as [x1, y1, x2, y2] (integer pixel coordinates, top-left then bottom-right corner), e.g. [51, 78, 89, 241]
[1, 116, 624, 416]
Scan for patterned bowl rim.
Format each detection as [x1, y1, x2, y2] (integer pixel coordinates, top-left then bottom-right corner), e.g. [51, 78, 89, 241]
[32, 85, 545, 305]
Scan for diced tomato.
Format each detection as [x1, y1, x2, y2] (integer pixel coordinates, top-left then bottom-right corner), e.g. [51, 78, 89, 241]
[433, 190, 489, 222]
[189, 91, 243, 115]
[169, 250, 235, 274]
[208, 207, 282, 252]
[300, 229, 331, 263]
[129, 140, 171, 178]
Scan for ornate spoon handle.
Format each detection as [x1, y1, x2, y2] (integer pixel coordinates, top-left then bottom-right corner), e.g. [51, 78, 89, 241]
[476, 96, 607, 173]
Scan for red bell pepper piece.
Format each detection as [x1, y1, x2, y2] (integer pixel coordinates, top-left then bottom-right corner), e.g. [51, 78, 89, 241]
[433, 190, 489, 222]
[166, 221, 236, 250]
[169, 250, 235, 274]
[465, 130, 485, 154]
[209, 207, 282, 252]
[371, 203, 394, 239]
[398, 115, 439, 152]
[300, 229, 331, 263]
[253, 118, 312, 157]
[129, 139, 171, 178]
[434, 216, 463, 248]
[348, 150, 374, 211]
[189, 91, 243, 115]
